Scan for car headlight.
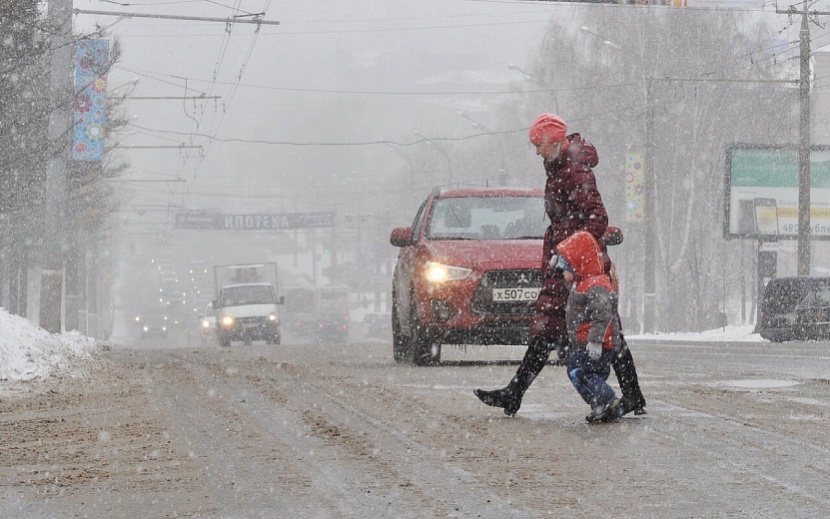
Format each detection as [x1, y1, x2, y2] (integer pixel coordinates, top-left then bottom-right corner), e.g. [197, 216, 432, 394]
[268, 313, 278, 323]
[201, 319, 211, 329]
[221, 315, 235, 327]
[424, 261, 472, 283]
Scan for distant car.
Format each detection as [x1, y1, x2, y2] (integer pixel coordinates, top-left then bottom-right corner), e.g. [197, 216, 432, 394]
[363, 313, 392, 340]
[315, 312, 349, 344]
[389, 187, 546, 365]
[137, 309, 170, 339]
[200, 304, 217, 346]
[794, 281, 830, 340]
[757, 276, 830, 341]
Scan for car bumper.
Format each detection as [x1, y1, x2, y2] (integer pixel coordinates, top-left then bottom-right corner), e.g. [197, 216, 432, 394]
[218, 322, 280, 341]
[420, 317, 532, 345]
[141, 330, 169, 339]
[796, 321, 830, 339]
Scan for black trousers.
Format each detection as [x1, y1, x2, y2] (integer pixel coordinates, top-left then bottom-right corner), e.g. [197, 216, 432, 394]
[613, 336, 646, 410]
[512, 335, 645, 411]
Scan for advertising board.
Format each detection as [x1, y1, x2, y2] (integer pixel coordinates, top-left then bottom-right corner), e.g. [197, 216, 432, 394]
[724, 145, 830, 240]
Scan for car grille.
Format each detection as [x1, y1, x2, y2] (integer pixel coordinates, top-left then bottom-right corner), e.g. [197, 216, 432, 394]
[471, 269, 542, 317]
[236, 316, 265, 325]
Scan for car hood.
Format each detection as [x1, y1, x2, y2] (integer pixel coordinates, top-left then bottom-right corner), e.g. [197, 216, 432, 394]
[424, 239, 543, 270]
[218, 304, 277, 318]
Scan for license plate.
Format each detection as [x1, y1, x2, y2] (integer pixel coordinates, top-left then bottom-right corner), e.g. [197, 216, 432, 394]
[492, 287, 540, 302]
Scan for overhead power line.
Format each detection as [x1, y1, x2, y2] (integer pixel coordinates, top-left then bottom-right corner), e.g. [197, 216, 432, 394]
[73, 9, 280, 26]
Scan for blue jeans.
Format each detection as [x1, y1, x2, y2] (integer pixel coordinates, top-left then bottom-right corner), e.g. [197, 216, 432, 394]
[567, 347, 616, 408]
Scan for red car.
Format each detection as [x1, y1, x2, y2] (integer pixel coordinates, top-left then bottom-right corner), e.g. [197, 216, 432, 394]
[390, 187, 546, 365]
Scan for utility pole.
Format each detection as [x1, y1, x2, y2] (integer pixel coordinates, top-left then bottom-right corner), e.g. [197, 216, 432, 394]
[41, 0, 74, 333]
[37, 6, 280, 333]
[777, 0, 830, 275]
[643, 79, 656, 334]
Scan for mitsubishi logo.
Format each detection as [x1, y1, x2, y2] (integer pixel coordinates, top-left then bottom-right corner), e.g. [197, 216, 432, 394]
[517, 273, 530, 285]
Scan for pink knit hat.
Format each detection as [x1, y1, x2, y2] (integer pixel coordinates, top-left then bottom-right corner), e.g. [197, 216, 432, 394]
[528, 113, 568, 145]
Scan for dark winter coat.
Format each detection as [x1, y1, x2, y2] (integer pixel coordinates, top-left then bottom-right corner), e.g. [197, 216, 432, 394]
[557, 231, 620, 352]
[530, 133, 609, 339]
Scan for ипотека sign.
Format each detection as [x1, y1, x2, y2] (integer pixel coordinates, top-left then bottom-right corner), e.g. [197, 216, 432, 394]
[174, 211, 334, 230]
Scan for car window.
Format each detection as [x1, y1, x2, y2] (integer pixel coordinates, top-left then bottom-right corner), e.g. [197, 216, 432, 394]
[426, 196, 545, 240]
[763, 279, 809, 313]
[799, 286, 830, 306]
[410, 198, 428, 238]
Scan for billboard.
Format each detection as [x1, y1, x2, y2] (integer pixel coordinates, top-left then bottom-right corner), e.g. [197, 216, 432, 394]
[724, 144, 830, 240]
[174, 211, 335, 230]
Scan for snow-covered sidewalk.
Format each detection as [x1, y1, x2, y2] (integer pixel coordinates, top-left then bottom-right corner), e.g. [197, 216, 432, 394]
[628, 324, 764, 343]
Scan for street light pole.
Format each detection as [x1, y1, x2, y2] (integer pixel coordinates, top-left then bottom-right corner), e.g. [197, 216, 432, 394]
[413, 132, 453, 187]
[456, 111, 511, 186]
[456, 111, 494, 134]
[507, 64, 560, 113]
[579, 26, 657, 333]
[385, 144, 414, 186]
[643, 79, 656, 334]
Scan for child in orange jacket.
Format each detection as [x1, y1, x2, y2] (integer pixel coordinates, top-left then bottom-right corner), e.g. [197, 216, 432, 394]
[555, 230, 622, 423]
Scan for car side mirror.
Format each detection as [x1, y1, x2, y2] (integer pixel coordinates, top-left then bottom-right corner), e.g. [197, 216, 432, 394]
[390, 227, 413, 247]
[278, 295, 285, 305]
[211, 300, 217, 309]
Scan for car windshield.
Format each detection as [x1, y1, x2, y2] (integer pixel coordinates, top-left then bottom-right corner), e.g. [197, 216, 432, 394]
[142, 311, 168, 324]
[221, 285, 275, 306]
[799, 286, 830, 307]
[426, 196, 546, 240]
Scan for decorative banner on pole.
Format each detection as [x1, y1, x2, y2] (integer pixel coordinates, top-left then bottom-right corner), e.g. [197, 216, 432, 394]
[625, 152, 645, 222]
[73, 39, 109, 161]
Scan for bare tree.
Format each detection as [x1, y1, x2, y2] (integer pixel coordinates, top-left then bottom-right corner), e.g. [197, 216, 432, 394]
[0, 3, 125, 323]
[498, 7, 795, 331]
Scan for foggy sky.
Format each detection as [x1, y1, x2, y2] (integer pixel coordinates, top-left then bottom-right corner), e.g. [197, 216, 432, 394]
[72, 0, 552, 222]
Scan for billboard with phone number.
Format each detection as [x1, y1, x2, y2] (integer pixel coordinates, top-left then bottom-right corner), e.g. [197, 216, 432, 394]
[725, 144, 830, 240]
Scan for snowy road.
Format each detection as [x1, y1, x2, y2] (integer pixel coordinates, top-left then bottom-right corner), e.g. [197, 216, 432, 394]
[1, 337, 829, 518]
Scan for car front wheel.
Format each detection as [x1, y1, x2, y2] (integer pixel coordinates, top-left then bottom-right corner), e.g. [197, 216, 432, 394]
[408, 297, 441, 366]
[410, 321, 441, 366]
[392, 298, 410, 363]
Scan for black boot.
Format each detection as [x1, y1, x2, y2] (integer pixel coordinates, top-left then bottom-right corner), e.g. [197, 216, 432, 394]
[474, 337, 559, 416]
[620, 396, 647, 416]
[613, 337, 646, 416]
[474, 386, 522, 416]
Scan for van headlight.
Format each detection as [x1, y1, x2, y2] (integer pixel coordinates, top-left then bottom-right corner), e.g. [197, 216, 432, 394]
[268, 313, 278, 323]
[221, 315, 235, 327]
[424, 261, 472, 283]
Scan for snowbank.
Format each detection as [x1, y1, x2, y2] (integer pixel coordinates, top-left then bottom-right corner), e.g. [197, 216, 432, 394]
[0, 308, 100, 382]
[628, 324, 763, 342]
